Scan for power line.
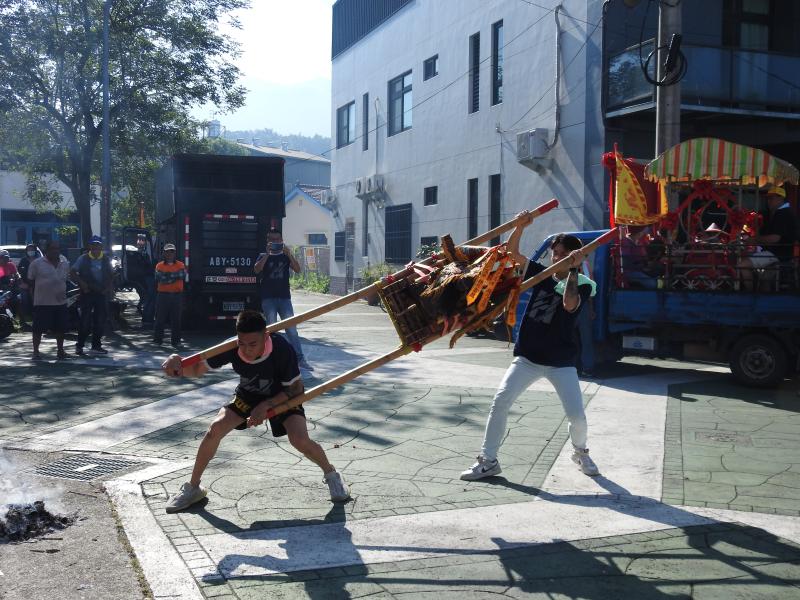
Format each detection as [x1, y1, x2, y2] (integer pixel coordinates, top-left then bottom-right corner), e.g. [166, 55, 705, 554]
[279, 2, 570, 174]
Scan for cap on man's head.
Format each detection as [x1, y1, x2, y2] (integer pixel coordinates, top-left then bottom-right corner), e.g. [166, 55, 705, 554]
[766, 186, 787, 199]
[163, 243, 176, 251]
[0, 249, 9, 258]
[89, 235, 103, 245]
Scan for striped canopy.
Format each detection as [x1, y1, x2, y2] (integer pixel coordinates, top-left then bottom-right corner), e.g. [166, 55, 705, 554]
[644, 138, 799, 187]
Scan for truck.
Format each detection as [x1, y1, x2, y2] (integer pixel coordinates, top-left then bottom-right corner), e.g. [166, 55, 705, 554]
[151, 154, 285, 326]
[513, 139, 800, 387]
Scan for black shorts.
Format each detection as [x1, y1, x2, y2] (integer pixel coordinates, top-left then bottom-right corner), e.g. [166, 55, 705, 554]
[33, 305, 69, 334]
[226, 395, 305, 437]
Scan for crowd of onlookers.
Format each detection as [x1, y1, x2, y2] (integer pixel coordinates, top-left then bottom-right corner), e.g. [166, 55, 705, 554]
[1, 228, 314, 373]
[0, 236, 186, 360]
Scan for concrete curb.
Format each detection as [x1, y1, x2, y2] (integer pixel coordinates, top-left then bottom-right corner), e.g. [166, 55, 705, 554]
[104, 459, 200, 600]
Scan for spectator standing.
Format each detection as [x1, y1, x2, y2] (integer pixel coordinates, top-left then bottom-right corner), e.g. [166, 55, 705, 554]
[0, 249, 18, 286]
[27, 240, 70, 360]
[71, 235, 113, 355]
[17, 243, 39, 325]
[254, 230, 313, 372]
[153, 243, 185, 348]
[129, 234, 156, 326]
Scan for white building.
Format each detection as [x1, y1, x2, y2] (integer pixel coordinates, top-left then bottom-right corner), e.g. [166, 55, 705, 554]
[328, 0, 605, 294]
[283, 184, 333, 249]
[0, 170, 100, 250]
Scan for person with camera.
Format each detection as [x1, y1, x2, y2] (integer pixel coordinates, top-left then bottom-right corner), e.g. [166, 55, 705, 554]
[254, 230, 313, 372]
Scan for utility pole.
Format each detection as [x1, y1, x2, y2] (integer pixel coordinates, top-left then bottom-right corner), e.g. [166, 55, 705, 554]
[101, 0, 111, 246]
[654, 0, 681, 156]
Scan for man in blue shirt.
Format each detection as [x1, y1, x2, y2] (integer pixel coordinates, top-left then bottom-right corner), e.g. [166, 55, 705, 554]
[461, 230, 600, 481]
[254, 230, 313, 372]
[70, 235, 113, 355]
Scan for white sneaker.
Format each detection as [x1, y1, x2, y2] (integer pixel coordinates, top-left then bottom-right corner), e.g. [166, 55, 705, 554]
[571, 448, 599, 476]
[460, 456, 502, 481]
[165, 482, 207, 513]
[324, 471, 350, 501]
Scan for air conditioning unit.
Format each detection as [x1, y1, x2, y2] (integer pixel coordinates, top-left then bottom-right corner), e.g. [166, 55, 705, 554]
[517, 128, 550, 162]
[367, 174, 384, 193]
[355, 176, 369, 197]
[320, 189, 337, 206]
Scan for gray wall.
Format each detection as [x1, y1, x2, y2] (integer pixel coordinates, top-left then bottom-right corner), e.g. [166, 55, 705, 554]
[330, 0, 604, 287]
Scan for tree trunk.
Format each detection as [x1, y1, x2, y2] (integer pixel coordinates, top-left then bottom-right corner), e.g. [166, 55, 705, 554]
[73, 173, 94, 248]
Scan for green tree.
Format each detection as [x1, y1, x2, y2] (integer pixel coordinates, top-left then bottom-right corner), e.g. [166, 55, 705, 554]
[0, 0, 247, 245]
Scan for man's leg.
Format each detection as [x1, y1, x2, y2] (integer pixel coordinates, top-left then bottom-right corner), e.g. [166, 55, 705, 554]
[92, 294, 107, 348]
[283, 414, 334, 473]
[189, 407, 244, 487]
[546, 366, 587, 449]
[738, 257, 755, 291]
[284, 414, 350, 501]
[547, 366, 598, 475]
[76, 295, 92, 350]
[153, 293, 167, 343]
[480, 356, 542, 461]
[261, 298, 278, 325]
[276, 298, 304, 359]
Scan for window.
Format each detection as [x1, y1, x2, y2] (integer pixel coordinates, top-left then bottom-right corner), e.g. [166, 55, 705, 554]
[336, 101, 356, 148]
[492, 20, 504, 105]
[385, 203, 412, 263]
[362, 93, 369, 151]
[468, 32, 480, 113]
[468, 178, 478, 239]
[388, 71, 413, 136]
[723, 0, 774, 50]
[423, 54, 439, 80]
[420, 235, 438, 248]
[307, 233, 328, 246]
[489, 174, 501, 245]
[423, 186, 438, 206]
[334, 230, 346, 261]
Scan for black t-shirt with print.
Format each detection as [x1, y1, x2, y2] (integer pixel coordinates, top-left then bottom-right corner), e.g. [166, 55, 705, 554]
[205, 333, 300, 404]
[513, 262, 592, 368]
[258, 253, 291, 299]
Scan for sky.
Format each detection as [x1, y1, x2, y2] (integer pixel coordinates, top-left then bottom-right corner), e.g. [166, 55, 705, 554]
[195, 0, 334, 137]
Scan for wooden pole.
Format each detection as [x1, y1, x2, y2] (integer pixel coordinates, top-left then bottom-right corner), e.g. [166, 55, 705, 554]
[181, 199, 559, 367]
[248, 228, 619, 422]
[259, 345, 415, 421]
[519, 228, 619, 293]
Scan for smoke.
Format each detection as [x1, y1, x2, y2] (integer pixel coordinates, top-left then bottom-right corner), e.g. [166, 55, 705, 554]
[0, 450, 65, 513]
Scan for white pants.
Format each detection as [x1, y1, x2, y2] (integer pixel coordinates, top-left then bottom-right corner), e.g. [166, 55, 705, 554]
[481, 356, 588, 461]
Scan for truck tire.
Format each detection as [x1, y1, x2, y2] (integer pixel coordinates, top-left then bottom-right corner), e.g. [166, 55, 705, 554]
[729, 334, 787, 388]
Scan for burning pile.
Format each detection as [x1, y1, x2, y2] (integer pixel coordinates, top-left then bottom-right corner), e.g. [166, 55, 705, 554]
[0, 500, 73, 542]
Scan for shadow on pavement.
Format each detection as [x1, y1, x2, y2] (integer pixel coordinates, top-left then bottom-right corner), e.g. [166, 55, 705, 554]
[190, 474, 800, 598]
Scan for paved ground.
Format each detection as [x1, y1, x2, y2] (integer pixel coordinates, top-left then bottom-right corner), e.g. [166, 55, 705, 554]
[1, 290, 799, 599]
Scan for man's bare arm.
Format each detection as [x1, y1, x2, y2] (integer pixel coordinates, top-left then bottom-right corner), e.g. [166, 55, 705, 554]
[247, 379, 305, 427]
[563, 268, 581, 312]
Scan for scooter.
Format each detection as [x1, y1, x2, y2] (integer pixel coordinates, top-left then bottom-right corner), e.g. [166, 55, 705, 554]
[0, 287, 17, 339]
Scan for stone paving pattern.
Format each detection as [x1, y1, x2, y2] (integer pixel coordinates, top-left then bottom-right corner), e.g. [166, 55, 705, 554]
[0, 361, 229, 445]
[663, 379, 800, 516]
[192, 523, 800, 599]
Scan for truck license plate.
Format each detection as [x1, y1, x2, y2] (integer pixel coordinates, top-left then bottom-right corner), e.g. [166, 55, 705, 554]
[223, 301, 245, 312]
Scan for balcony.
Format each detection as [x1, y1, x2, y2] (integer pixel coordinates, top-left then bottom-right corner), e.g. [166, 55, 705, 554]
[606, 41, 800, 119]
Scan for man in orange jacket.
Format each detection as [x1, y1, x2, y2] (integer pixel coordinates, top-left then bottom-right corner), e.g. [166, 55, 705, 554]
[153, 244, 185, 348]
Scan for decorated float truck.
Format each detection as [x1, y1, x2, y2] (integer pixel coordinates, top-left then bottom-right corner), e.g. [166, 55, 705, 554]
[516, 139, 800, 387]
[153, 154, 286, 327]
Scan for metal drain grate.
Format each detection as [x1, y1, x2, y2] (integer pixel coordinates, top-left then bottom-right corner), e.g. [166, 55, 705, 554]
[34, 455, 142, 481]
